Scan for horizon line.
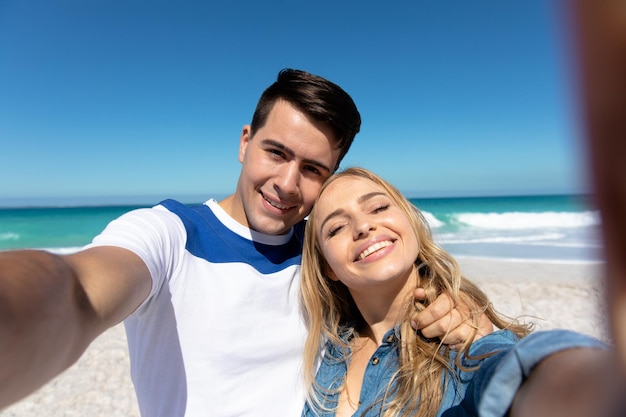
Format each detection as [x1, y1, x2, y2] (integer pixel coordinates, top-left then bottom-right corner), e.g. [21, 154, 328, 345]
[0, 190, 592, 209]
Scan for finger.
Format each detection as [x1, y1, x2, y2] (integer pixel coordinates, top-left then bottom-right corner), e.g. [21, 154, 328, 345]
[438, 322, 475, 346]
[439, 314, 495, 347]
[419, 309, 467, 340]
[412, 293, 455, 330]
[413, 287, 427, 301]
[413, 294, 472, 335]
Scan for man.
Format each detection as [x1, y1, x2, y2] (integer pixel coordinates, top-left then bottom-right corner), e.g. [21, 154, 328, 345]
[0, 69, 486, 416]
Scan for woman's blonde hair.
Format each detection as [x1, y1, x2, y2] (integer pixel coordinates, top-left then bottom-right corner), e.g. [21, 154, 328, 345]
[300, 167, 532, 417]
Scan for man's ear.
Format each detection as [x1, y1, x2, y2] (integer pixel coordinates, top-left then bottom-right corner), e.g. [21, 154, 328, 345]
[238, 125, 252, 163]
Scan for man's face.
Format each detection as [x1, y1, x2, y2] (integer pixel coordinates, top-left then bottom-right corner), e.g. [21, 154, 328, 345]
[231, 100, 341, 235]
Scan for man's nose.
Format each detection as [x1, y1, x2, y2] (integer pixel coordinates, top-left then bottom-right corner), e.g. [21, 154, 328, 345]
[274, 162, 300, 195]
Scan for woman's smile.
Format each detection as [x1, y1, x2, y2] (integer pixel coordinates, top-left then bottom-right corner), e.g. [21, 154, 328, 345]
[356, 239, 394, 262]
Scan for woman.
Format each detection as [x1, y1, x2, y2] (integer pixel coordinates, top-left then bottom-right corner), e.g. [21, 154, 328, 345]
[300, 167, 608, 417]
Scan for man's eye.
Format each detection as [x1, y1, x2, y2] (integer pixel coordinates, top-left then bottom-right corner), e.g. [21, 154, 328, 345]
[304, 165, 322, 176]
[269, 149, 284, 157]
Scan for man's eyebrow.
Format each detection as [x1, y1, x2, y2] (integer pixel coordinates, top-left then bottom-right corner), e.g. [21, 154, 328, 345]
[262, 139, 332, 174]
[262, 139, 295, 158]
[319, 191, 386, 232]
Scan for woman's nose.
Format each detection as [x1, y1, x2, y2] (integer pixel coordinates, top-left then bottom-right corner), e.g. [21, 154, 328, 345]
[353, 216, 375, 239]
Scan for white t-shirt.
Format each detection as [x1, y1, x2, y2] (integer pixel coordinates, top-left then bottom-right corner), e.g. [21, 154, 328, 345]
[89, 199, 308, 416]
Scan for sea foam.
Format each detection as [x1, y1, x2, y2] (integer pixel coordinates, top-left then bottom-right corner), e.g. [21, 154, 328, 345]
[452, 211, 599, 230]
[0, 232, 19, 242]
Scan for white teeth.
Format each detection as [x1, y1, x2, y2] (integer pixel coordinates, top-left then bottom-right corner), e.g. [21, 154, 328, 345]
[269, 200, 288, 209]
[359, 241, 392, 260]
[264, 196, 289, 210]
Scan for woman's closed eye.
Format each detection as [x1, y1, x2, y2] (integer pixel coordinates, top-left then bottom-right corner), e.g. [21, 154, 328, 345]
[372, 204, 390, 214]
[326, 224, 344, 238]
[325, 204, 390, 239]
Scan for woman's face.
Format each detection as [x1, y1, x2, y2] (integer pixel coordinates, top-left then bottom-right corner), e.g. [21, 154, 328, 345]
[315, 176, 419, 296]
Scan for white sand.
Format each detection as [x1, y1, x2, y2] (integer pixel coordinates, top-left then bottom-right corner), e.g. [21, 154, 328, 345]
[0, 258, 610, 417]
[457, 257, 609, 341]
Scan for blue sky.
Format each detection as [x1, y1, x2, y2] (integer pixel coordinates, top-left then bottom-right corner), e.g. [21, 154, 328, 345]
[0, 1, 588, 206]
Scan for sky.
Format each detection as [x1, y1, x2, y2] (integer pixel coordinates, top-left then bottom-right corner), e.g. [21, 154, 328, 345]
[0, 1, 590, 206]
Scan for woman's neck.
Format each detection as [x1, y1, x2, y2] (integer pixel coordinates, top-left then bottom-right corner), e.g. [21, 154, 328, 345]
[351, 269, 419, 345]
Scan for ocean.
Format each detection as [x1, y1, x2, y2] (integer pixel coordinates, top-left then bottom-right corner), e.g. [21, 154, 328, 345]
[0, 194, 604, 263]
[411, 194, 602, 263]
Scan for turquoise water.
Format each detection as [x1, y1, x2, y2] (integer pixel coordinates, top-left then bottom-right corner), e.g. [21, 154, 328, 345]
[410, 194, 602, 262]
[0, 194, 604, 262]
[0, 205, 148, 252]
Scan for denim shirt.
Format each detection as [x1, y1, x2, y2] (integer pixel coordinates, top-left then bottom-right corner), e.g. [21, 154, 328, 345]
[302, 328, 606, 417]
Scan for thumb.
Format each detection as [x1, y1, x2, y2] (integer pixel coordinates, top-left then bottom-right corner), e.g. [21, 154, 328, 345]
[413, 287, 427, 301]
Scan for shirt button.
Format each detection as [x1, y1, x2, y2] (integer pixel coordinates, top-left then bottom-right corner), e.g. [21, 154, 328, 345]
[371, 357, 380, 365]
[386, 334, 395, 343]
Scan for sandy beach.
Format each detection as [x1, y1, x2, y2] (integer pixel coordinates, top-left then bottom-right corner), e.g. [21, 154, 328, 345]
[0, 258, 610, 417]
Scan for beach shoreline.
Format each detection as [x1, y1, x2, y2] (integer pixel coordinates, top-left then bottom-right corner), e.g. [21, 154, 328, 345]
[0, 257, 610, 417]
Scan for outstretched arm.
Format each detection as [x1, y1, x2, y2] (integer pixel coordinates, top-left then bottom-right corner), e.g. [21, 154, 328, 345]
[0, 247, 150, 408]
[570, 0, 626, 415]
[572, 0, 626, 371]
[509, 347, 621, 417]
[442, 330, 612, 417]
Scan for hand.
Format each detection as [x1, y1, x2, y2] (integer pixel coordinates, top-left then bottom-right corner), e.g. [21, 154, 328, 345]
[411, 288, 494, 350]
